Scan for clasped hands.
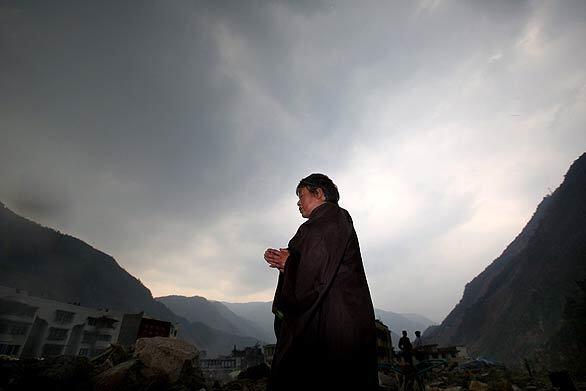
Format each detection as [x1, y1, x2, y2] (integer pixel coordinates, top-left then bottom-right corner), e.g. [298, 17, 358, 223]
[264, 248, 289, 273]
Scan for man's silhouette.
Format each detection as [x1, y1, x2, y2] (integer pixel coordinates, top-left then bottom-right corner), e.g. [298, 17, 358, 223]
[398, 330, 413, 364]
[413, 330, 424, 361]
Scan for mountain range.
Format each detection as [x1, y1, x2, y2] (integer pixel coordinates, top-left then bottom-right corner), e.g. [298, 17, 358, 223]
[426, 153, 586, 371]
[156, 295, 275, 343]
[159, 296, 436, 346]
[0, 203, 257, 357]
[0, 198, 435, 356]
[3, 152, 583, 367]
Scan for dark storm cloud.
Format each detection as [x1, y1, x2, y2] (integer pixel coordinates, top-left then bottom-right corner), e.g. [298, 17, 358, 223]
[1, 1, 304, 231]
[5, 178, 70, 220]
[1, 0, 584, 319]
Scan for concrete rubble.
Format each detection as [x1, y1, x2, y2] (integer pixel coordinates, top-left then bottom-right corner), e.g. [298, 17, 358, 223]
[134, 336, 200, 383]
[405, 362, 584, 391]
[2, 344, 585, 390]
[0, 337, 206, 391]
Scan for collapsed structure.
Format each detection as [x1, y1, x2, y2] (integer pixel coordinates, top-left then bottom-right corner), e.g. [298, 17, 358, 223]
[0, 285, 176, 359]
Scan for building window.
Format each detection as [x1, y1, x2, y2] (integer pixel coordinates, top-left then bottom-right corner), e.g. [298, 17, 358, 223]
[0, 344, 20, 356]
[79, 348, 89, 356]
[47, 327, 69, 341]
[88, 316, 117, 329]
[11, 324, 28, 335]
[54, 310, 75, 324]
[97, 317, 117, 329]
[0, 322, 29, 335]
[42, 344, 64, 357]
[97, 334, 112, 342]
[0, 299, 37, 318]
[82, 331, 96, 344]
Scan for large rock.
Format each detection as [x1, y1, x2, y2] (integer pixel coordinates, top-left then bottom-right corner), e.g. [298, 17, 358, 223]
[93, 338, 205, 390]
[93, 358, 168, 391]
[134, 337, 199, 382]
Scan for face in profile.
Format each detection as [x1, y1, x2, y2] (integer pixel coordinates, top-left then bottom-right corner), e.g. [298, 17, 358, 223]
[297, 187, 325, 218]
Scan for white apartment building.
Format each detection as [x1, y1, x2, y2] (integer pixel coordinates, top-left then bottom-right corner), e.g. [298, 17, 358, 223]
[0, 285, 124, 358]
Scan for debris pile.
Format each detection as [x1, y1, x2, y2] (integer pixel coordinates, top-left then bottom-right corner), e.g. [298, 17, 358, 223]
[2, 347, 584, 390]
[213, 363, 270, 391]
[0, 337, 207, 391]
[377, 357, 585, 391]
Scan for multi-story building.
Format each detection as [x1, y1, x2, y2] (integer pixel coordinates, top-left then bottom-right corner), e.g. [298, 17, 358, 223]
[262, 343, 276, 366]
[375, 319, 393, 366]
[200, 343, 264, 382]
[230, 344, 264, 370]
[415, 344, 469, 363]
[0, 285, 176, 359]
[0, 290, 38, 357]
[200, 356, 241, 381]
[117, 312, 177, 349]
[0, 285, 123, 358]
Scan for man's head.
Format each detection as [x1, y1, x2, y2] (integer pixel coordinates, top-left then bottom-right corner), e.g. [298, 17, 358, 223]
[296, 173, 339, 204]
[402, 330, 408, 337]
[296, 173, 339, 218]
[415, 331, 421, 338]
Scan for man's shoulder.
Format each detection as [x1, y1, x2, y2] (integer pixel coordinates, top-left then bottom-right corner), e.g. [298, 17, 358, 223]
[296, 205, 355, 243]
[317, 205, 354, 228]
[289, 219, 320, 246]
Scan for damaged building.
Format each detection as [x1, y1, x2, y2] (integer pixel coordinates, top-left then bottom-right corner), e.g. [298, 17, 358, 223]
[200, 343, 265, 382]
[0, 285, 176, 359]
[375, 319, 394, 366]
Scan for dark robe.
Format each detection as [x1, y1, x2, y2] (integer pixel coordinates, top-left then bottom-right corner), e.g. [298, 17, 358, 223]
[269, 202, 378, 391]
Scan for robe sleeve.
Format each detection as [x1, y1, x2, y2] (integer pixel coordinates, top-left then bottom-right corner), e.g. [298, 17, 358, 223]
[279, 221, 347, 318]
[271, 222, 309, 317]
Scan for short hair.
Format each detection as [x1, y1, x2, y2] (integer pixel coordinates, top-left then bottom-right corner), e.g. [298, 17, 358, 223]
[296, 173, 340, 204]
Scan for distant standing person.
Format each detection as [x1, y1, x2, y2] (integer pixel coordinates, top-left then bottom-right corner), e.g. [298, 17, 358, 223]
[264, 173, 378, 391]
[398, 330, 413, 364]
[413, 330, 424, 361]
[413, 330, 422, 349]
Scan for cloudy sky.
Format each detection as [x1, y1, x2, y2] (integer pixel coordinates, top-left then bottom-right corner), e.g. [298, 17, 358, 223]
[1, 0, 585, 321]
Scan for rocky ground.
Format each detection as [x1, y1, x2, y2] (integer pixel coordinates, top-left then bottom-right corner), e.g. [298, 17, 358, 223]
[1, 342, 584, 391]
[0, 338, 207, 391]
[375, 360, 586, 391]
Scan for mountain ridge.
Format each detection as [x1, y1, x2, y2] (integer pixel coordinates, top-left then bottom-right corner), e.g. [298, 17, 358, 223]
[219, 300, 436, 346]
[0, 203, 257, 357]
[426, 153, 586, 370]
[156, 295, 274, 343]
